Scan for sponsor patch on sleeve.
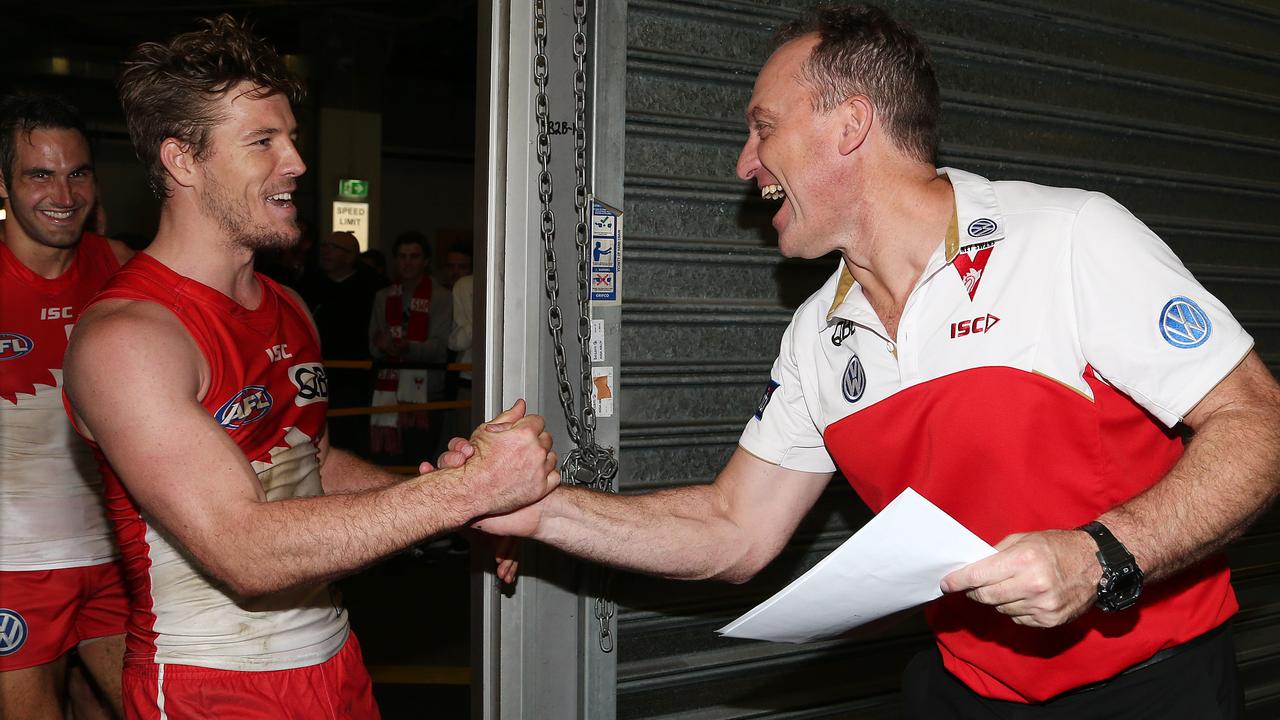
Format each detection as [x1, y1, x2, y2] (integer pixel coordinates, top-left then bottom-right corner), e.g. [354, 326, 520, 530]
[755, 379, 780, 420]
[1159, 296, 1211, 349]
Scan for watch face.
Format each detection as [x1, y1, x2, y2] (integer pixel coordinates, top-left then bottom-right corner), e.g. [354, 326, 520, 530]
[1099, 565, 1143, 611]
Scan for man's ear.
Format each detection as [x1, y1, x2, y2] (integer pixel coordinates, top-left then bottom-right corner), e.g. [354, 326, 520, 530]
[159, 138, 197, 189]
[0, 169, 9, 200]
[837, 95, 874, 156]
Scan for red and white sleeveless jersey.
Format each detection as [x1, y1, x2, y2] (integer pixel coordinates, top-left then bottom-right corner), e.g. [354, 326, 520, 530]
[88, 253, 347, 671]
[0, 232, 120, 570]
[740, 168, 1253, 702]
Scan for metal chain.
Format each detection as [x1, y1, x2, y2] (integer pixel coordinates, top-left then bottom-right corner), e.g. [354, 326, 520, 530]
[533, 0, 616, 492]
[594, 578, 615, 653]
[533, 0, 617, 652]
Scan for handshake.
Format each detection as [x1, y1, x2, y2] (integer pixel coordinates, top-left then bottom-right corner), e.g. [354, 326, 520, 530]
[418, 399, 561, 580]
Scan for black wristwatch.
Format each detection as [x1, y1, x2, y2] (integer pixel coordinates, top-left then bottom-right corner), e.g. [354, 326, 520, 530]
[1078, 521, 1143, 612]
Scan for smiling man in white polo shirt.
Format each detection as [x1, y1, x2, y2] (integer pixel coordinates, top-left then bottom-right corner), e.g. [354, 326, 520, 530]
[473, 5, 1280, 716]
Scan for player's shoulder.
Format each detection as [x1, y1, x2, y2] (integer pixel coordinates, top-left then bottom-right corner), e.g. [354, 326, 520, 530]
[67, 297, 206, 410]
[74, 296, 194, 362]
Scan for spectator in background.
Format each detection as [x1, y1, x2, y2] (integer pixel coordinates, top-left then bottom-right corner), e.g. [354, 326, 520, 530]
[369, 231, 452, 461]
[307, 231, 387, 455]
[359, 247, 388, 285]
[443, 244, 473, 291]
[447, 244, 474, 424]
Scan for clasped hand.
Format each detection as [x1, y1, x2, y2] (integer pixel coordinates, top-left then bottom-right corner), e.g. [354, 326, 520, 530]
[418, 399, 559, 585]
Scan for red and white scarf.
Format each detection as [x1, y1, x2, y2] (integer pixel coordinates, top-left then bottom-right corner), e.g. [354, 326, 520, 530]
[371, 279, 433, 452]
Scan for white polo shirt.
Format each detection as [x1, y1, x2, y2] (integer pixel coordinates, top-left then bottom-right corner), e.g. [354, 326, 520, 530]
[739, 167, 1252, 702]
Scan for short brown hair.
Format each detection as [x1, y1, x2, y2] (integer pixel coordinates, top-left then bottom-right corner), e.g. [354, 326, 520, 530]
[0, 93, 91, 189]
[773, 4, 939, 163]
[118, 14, 304, 199]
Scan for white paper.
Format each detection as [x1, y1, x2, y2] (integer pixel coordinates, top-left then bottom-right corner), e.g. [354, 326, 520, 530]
[718, 487, 995, 643]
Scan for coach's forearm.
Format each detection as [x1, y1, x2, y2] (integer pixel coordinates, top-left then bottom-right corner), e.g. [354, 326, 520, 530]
[533, 484, 765, 583]
[1100, 400, 1280, 583]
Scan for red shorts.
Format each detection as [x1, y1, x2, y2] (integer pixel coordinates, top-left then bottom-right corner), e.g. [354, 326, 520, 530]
[123, 631, 381, 720]
[0, 562, 128, 671]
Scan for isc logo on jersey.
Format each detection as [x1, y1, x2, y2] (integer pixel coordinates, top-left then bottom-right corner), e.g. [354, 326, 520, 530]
[0, 333, 34, 361]
[215, 386, 274, 429]
[289, 362, 329, 407]
[950, 313, 1000, 338]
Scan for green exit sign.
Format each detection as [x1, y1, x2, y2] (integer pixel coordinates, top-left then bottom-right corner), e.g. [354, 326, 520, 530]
[339, 179, 369, 199]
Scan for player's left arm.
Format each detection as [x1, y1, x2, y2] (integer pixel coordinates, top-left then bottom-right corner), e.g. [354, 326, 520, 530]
[273, 284, 406, 495]
[315, 433, 404, 494]
[318, 424, 479, 494]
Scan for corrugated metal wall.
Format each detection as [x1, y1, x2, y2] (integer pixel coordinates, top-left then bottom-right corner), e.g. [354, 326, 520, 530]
[613, 0, 1280, 717]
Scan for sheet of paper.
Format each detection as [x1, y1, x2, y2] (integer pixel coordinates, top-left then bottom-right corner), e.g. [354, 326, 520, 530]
[718, 487, 995, 643]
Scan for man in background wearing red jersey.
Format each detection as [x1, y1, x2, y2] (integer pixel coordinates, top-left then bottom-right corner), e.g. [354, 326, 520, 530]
[0, 93, 132, 720]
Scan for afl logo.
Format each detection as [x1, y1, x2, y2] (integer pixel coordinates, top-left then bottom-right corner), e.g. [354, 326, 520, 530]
[215, 386, 274, 429]
[842, 353, 867, 403]
[967, 218, 997, 238]
[1160, 296, 1211, 349]
[0, 609, 28, 656]
[0, 333, 34, 361]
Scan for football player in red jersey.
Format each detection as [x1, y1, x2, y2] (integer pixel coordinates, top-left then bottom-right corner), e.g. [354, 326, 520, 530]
[62, 17, 558, 719]
[0, 93, 132, 720]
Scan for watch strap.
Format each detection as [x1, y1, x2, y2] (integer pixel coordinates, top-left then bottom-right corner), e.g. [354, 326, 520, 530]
[1079, 521, 1134, 567]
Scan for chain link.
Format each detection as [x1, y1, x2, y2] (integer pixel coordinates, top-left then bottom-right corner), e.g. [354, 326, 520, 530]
[533, 0, 617, 653]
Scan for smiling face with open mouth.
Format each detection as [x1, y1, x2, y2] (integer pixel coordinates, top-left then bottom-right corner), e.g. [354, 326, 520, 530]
[1, 127, 95, 251]
[735, 35, 853, 260]
[194, 83, 306, 252]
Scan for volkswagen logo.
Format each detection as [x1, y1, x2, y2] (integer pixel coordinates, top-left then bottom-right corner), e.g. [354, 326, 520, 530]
[1160, 296, 1211, 349]
[0, 609, 28, 656]
[967, 218, 997, 238]
[842, 353, 866, 403]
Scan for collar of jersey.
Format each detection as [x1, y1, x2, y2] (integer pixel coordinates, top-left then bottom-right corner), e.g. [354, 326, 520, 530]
[940, 166, 1007, 256]
[133, 252, 282, 337]
[823, 166, 1006, 328]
